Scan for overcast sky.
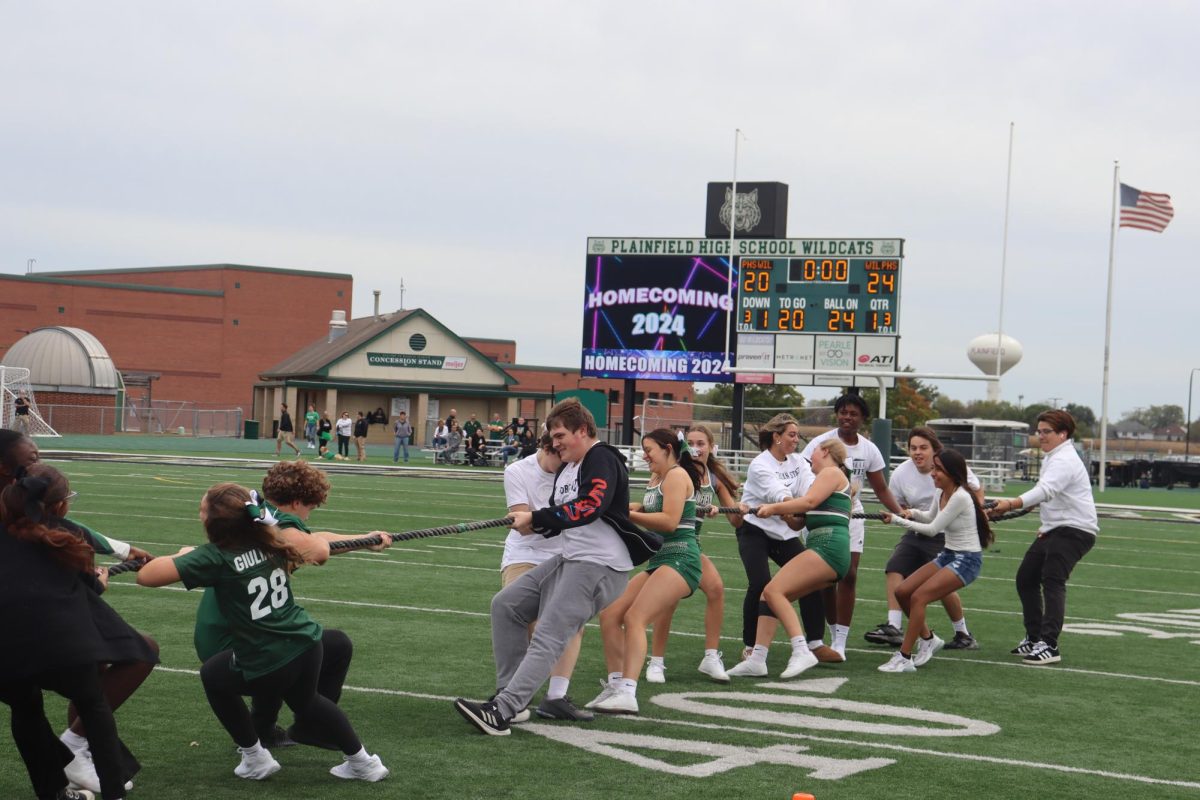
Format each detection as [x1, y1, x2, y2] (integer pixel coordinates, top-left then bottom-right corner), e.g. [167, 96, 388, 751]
[3, 2, 1196, 420]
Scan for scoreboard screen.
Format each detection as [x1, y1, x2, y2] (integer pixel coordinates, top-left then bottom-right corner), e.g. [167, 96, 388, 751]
[736, 255, 902, 335]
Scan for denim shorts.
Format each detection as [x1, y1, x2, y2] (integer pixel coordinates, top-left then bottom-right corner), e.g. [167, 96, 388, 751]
[934, 548, 982, 587]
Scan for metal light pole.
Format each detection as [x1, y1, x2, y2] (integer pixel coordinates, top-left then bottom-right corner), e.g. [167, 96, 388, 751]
[1187, 368, 1200, 462]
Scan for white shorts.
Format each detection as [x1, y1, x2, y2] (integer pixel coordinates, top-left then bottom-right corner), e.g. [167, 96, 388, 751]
[849, 518, 865, 554]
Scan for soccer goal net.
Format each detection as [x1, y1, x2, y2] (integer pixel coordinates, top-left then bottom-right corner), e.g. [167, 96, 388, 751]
[640, 398, 834, 452]
[0, 366, 60, 437]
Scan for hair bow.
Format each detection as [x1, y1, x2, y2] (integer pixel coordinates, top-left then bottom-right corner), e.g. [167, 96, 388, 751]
[244, 489, 279, 526]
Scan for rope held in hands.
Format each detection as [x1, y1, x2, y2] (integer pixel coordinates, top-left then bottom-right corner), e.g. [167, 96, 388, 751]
[104, 516, 516, 575]
[706, 501, 1036, 523]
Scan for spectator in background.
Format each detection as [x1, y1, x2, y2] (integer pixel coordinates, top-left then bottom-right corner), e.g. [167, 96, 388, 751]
[303, 405, 319, 450]
[318, 411, 333, 453]
[275, 403, 301, 457]
[488, 413, 506, 439]
[432, 419, 449, 449]
[513, 417, 531, 439]
[353, 412, 369, 462]
[440, 421, 463, 465]
[463, 414, 483, 440]
[335, 412, 353, 458]
[393, 412, 413, 464]
[496, 428, 520, 466]
[13, 392, 32, 435]
[466, 428, 489, 467]
[518, 428, 537, 459]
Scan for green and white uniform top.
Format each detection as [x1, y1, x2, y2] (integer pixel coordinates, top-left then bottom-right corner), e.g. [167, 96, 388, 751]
[693, 474, 715, 537]
[642, 469, 703, 593]
[192, 510, 314, 664]
[805, 475, 852, 533]
[802, 472, 853, 580]
[641, 479, 697, 537]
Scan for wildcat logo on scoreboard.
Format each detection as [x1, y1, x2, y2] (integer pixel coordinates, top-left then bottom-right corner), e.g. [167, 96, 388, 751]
[706, 182, 788, 239]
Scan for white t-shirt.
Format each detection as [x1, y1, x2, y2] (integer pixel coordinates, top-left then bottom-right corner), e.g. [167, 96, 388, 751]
[891, 487, 982, 552]
[890, 458, 982, 512]
[501, 452, 562, 570]
[335, 417, 353, 436]
[549, 444, 632, 571]
[742, 450, 812, 541]
[800, 429, 885, 514]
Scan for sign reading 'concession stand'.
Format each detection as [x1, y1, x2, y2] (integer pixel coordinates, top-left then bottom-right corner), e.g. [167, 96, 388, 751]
[366, 352, 467, 370]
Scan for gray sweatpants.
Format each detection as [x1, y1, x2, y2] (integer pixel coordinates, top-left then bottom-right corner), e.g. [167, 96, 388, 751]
[491, 555, 628, 718]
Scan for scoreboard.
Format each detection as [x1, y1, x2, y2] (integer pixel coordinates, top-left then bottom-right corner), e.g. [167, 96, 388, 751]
[736, 254, 902, 336]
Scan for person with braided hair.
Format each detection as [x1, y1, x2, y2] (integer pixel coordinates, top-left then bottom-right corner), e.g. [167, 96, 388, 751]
[0, 463, 141, 800]
[137, 482, 389, 783]
[877, 448, 992, 673]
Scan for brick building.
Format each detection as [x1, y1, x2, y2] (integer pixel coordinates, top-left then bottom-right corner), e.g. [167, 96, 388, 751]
[0, 264, 352, 409]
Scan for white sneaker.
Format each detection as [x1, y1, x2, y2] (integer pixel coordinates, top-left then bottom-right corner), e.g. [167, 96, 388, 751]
[64, 752, 100, 793]
[585, 684, 619, 709]
[234, 746, 281, 780]
[330, 753, 389, 782]
[697, 652, 730, 683]
[592, 691, 639, 714]
[780, 649, 819, 679]
[831, 642, 847, 661]
[510, 707, 532, 724]
[645, 660, 666, 684]
[878, 652, 916, 673]
[913, 633, 945, 667]
[726, 658, 768, 677]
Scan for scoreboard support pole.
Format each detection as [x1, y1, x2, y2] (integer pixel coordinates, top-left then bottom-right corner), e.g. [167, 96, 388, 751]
[731, 383, 745, 450]
[622, 378, 636, 446]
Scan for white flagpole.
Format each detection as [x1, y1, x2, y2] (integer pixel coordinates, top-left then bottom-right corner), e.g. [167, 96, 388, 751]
[993, 122, 1015, 400]
[1099, 161, 1119, 492]
[721, 128, 745, 372]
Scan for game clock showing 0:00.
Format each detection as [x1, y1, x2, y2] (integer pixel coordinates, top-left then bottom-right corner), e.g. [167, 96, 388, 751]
[737, 256, 901, 335]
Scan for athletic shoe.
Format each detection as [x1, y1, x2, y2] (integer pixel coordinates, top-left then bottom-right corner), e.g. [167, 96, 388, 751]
[330, 752, 390, 782]
[454, 698, 511, 736]
[697, 652, 730, 683]
[64, 753, 100, 793]
[811, 644, 845, 664]
[877, 652, 916, 673]
[913, 632, 944, 667]
[593, 691, 639, 714]
[864, 622, 904, 646]
[585, 683, 620, 709]
[56, 790, 94, 800]
[726, 658, 768, 678]
[510, 707, 532, 724]
[286, 722, 340, 750]
[831, 642, 847, 661]
[535, 695, 595, 721]
[1011, 637, 1039, 656]
[1022, 642, 1061, 666]
[944, 631, 980, 650]
[234, 746, 281, 780]
[780, 649, 819, 679]
[645, 660, 666, 684]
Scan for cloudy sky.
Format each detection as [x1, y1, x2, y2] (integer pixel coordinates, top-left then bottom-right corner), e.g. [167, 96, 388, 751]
[3, 2, 1196, 419]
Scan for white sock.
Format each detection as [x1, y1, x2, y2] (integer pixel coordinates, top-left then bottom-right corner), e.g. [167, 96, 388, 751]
[704, 648, 719, 658]
[648, 656, 664, 667]
[547, 676, 569, 700]
[952, 617, 969, 635]
[832, 624, 850, 650]
[887, 610, 904, 629]
[60, 729, 87, 750]
[807, 639, 825, 651]
[607, 672, 623, 686]
[619, 678, 638, 694]
[348, 747, 371, 763]
[748, 644, 769, 664]
[238, 741, 265, 756]
[789, 636, 811, 654]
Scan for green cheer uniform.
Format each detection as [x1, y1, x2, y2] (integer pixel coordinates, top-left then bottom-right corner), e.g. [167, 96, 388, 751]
[193, 511, 310, 662]
[643, 474, 703, 594]
[178, 537, 321, 680]
[804, 476, 852, 580]
[693, 475, 715, 541]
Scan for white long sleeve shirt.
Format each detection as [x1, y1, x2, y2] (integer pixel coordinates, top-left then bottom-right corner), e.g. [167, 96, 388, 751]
[890, 487, 981, 552]
[1018, 439, 1098, 536]
[742, 451, 812, 541]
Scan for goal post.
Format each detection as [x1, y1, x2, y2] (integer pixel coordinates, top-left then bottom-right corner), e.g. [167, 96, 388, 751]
[0, 366, 61, 437]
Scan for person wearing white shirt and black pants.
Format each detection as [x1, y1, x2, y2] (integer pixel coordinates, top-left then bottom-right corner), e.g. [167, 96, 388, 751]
[990, 410, 1097, 666]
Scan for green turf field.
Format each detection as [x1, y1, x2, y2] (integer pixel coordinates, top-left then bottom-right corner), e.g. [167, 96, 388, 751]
[3, 455, 1199, 800]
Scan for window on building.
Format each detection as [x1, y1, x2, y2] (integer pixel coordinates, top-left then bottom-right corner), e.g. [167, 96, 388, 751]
[608, 390, 620, 404]
[663, 393, 673, 406]
[233, 319, 239, 326]
[633, 392, 645, 405]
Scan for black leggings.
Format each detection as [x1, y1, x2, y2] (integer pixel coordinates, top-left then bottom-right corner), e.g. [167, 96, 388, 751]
[736, 522, 826, 647]
[200, 641, 361, 755]
[1, 664, 126, 800]
[249, 628, 353, 736]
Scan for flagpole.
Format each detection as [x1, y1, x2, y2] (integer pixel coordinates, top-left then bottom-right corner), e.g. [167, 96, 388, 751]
[1099, 161, 1119, 492]
[993, 122, 1014, 400]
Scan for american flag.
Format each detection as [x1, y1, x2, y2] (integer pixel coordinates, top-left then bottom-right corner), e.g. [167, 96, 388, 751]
[1119, 183, 1174, 232]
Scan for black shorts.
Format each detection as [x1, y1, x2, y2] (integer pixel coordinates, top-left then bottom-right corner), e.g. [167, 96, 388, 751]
[884, 532, 945, 577]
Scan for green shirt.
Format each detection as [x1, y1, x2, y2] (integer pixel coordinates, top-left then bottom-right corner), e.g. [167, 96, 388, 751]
[463, 419, 482, 437]
[192, 512, 316, 665]
[305, 410, 319, 427]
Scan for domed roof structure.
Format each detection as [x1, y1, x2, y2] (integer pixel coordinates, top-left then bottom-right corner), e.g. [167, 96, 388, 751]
[2, 327, 119, 390]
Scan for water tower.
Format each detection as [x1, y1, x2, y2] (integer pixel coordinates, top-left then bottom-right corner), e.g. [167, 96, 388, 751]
[967, 333, 1023, 402]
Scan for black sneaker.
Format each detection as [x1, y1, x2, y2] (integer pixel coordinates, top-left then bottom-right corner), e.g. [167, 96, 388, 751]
[535, 695, 595, 722]
[1010, 638, 1039, 656]
[56, 790, 95, 800]
[944, 632, 980, 650]
[286, 722, 341, 751]
[1022, 642, 1061, 666]
[454, 698, 511, 736]
[863, 623, 903, 647]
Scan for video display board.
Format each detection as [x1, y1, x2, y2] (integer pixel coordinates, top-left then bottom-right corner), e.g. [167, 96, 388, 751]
[580, 251, 733, 381]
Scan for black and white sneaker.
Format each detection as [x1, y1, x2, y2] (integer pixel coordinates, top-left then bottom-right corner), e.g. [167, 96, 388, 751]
[454, 698, 511, 736]
[535, 695, 595, 722]
[56, 790, 95, 800]
[1010, 637, 1039, 656]
[864, 623, 904, 647]
[1022, 642, 1061, 666]
[944, 632, 980, 650]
